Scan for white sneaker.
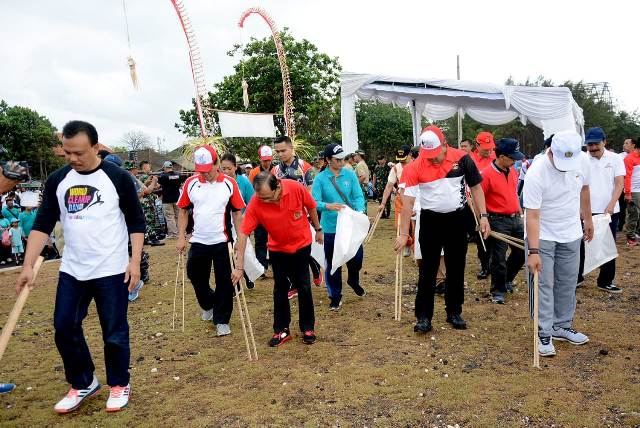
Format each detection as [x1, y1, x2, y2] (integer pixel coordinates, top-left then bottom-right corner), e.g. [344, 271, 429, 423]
[538, 336, 556, 357]
[54, 376, 101, 413]
[552, 327, 589, 345]
[216, 323, 231, 336]
[105, 384, 130, 412]
[201, 309, 213, 321]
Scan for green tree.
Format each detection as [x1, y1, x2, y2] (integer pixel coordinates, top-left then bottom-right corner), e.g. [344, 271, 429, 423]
[0, 100, 63, 179]
[175, 29, 341, 160]
[356, 101, 414, 161]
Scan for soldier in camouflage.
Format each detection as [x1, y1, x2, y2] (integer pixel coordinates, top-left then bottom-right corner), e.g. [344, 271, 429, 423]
[372, 155, 391, 218]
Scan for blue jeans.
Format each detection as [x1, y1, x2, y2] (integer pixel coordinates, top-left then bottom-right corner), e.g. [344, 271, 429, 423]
[54, 272, 130, 389]
[323, 232, 364, 304]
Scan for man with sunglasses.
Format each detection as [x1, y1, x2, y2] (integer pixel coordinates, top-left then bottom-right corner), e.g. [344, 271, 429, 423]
[232, 172, 322, 346]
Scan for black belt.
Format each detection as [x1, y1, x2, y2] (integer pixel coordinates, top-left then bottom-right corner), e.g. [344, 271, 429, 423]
[488, 212, 519, 218]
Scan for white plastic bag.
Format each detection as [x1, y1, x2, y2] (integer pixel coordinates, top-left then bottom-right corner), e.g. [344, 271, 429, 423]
[310, 225, 325, 268]
[231, 225, 265, 282]
[414, 210, 422, 260]
[330, 207, 370, 274]
[583, 214, 618, 275]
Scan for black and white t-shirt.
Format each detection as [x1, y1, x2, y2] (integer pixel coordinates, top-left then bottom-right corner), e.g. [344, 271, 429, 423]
[33, 161, 145, 280]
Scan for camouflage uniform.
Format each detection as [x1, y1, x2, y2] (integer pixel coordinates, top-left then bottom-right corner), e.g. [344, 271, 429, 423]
[373, 163, 391, 218]
[138, 173, 165, 242]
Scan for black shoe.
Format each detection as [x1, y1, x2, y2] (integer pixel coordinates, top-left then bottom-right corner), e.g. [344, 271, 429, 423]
[268, 328, 291, 347]
[302, 330, 316, 344]
[352, 285, 366, 297]
[476, 270, 489, 280]
[329, 299, 342, 311]
[246, 280, 255, 290]
[434, 281, 446, 295]
[414, 318, 432, 333]
[506, 282, 514, 293]
[446, 314, 467, 330]
[597, 283, 622, 294]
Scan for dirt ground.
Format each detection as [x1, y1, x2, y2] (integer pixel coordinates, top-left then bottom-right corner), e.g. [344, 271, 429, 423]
[1, 205, 639, 427]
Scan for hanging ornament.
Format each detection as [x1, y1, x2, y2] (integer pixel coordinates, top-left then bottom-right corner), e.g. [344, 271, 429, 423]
[122, 0, 139, 90]
[127, 55, 139, 90]
[242, 79, 249, 109]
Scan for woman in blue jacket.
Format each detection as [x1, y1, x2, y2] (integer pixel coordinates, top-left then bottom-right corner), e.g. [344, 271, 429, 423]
[312, 143, 366, 310]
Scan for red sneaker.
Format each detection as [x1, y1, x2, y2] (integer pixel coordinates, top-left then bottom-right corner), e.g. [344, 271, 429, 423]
[287, 289, 298, 300]
[268, 329, 291, 347]
[302, 330, 316, 344]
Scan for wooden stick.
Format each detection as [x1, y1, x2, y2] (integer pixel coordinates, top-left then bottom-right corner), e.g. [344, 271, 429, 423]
[533, 271, 540, 368]
[172, 253, 181, 331]
[365, 211, 383, 244]
[489, 231, 525, 251]
[227, 243, 253, 361]
[238, 277, 258, 361]
[181, 253, 185, 333]
[0, 256, 44, 362]
[398, 245, 403, 321]
[394, 218, 402, 321]
[466, 189, 487, 252]
[491, 230, 525, 245]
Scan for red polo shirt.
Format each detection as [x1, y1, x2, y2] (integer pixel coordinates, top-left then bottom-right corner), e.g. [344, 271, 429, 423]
[241, 179, 316, 254]
[480, 161, 521, 215]
[471, 151, 496, 171]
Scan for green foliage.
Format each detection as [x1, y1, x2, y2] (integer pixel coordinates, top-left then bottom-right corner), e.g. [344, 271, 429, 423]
[176, 29, 342, 159]
[356, 101, 414, 161]
[0, 100, 63, 179]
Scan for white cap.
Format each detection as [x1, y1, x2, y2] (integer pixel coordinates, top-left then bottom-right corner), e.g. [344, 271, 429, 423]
[550, 130, 582, 171]
[258, 145, 273, 161]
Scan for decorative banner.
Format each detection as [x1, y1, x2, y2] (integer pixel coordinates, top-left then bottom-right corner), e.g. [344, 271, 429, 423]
[218, 111, 276, 138]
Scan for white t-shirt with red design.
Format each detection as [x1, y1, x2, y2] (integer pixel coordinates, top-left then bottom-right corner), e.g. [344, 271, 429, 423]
[177, 173, 245, 245]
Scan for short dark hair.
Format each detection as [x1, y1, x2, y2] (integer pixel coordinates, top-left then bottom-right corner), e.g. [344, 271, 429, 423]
[460, 138, 473, 145]
[253, 171, 278, 192]
[410, 146, 420, 159]
[97, 149, 110, 159]
[274, 136, 292, 146]
[62, 120, 99, 146]
[377, 154, 386, 161]
[139, 160, 149, 168]
[629, 137, 638, 148]
[220, 153, 237, 166]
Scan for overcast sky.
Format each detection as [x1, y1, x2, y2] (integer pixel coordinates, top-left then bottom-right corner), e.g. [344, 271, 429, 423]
[2, 1, 638, 151]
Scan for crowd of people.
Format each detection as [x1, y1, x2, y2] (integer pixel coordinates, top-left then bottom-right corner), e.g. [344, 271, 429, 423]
[4, 118, 639, 413]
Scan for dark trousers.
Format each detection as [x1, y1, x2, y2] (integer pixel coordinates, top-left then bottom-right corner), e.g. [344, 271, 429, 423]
[578, 213, 618, 286]
[254, 224, 269, 270]
[54, 272, 129, 389]
[186, 242, 233, 324]
[323, 232, 363, 304]
[270, 245, 315, 332]
[416, 209, 468, 320]
[488, 215, 525, 296]
[618, 195, 627, 232]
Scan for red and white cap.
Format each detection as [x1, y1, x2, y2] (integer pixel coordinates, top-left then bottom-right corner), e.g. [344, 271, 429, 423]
[258, 145, 273, 161]
[419, 125, 446, 159]
[193, 145, 218, 173]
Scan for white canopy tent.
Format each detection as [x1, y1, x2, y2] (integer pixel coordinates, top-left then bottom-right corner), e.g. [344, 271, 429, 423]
[340, 72, 584, 153]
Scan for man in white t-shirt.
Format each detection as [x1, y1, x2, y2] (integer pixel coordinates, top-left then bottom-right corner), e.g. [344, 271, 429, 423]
[176, 145, 245, 337]
[577, 127, 625, 293]
[523, 130, 594, 357]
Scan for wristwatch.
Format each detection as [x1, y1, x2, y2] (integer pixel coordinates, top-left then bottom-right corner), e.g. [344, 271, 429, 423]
[315, 227, 323, 232]
[479, 213, 489, 219]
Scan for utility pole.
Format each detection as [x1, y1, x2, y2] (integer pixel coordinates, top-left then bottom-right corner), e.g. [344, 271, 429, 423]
[457, 55, 462, 148]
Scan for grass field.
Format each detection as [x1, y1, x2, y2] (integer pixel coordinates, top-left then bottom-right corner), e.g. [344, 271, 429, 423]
[1, 205, 639, 427]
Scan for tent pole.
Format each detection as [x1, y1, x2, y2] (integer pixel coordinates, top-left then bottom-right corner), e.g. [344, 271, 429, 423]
[410, 100, 420, 146]
[457, 55, 462, 148]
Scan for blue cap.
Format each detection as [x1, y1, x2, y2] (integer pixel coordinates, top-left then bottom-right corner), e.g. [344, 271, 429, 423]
[104, 154, 123, 167]
[585, 127, 606, 144]
[496, 138, 525, 160]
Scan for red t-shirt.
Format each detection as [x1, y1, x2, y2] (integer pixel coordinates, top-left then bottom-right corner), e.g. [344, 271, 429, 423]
[241, 180, 317, 253]
[480, 161, 520, 215]
[471, 151, 496, 172]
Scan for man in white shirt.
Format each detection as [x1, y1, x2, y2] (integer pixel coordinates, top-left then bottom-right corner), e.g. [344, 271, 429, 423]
[176, 145, 245, 337]
[577, 127, 625, 293]
[523, 130, 594, 357]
